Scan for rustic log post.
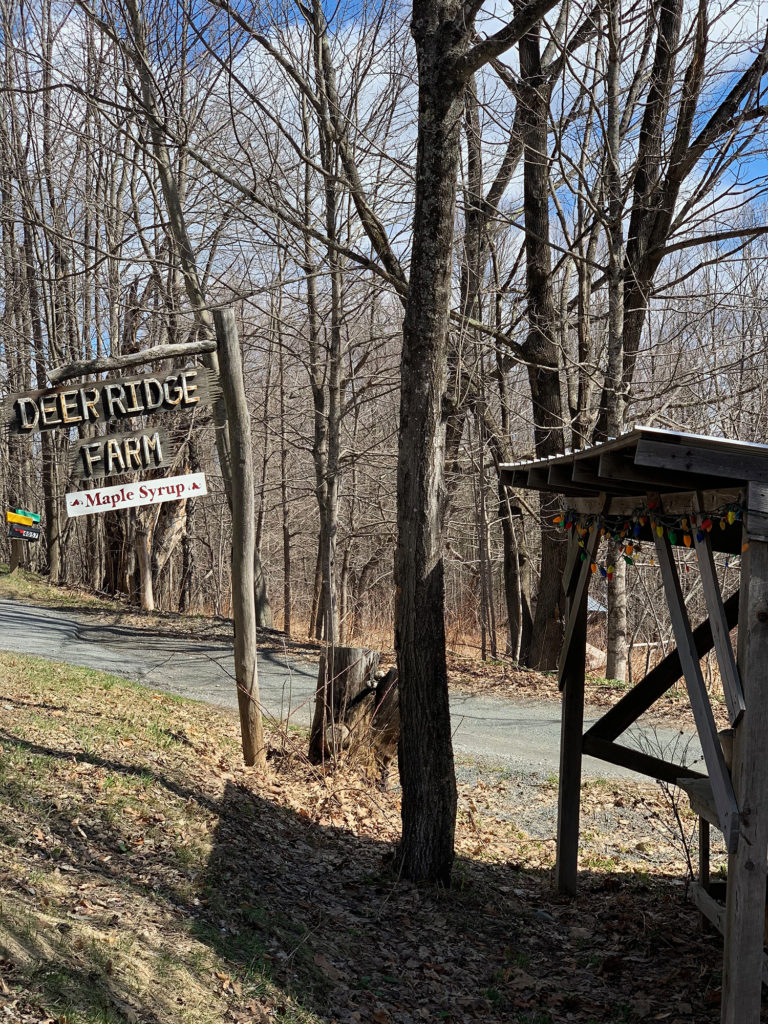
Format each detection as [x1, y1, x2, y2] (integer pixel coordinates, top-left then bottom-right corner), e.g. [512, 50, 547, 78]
[721, 483, 768, 1024]
[214, 308, 266, 769]
[9, 539, 22, 574]
[308, 646, 379, 764]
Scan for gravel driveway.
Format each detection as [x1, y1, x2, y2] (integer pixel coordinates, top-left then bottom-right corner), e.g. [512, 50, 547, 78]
[0, 597, 703, 782]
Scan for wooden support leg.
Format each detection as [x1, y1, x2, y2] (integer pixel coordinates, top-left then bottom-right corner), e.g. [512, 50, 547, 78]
[9, 539, 22, 574]
[721, 487, 768, 1024]
[555, 536, 590, 895]
[699, 817, 710, 893]
[698, 817, 711, 932]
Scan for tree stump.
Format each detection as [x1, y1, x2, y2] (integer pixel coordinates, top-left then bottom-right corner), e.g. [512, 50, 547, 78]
[308, 646, 379, 764]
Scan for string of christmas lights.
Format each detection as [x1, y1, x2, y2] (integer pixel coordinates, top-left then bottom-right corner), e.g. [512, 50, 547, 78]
[552, 501, 744, 581]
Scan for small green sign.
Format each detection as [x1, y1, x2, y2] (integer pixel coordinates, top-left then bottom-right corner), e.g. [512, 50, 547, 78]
[14, 508, 40, 523]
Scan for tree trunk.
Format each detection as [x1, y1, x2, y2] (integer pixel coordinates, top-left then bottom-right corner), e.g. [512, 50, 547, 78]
[395, 10, 463, 886]
[500, 485, 533, 662]
[519, 22, 566, 670]
[136, 523, 155, 613]
[123, 0, 273, 628]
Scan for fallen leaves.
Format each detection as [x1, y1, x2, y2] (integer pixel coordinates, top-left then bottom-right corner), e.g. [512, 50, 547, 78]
[0, 649, 753, 1024]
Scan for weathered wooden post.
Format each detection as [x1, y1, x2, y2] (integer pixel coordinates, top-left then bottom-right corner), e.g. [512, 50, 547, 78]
[214, 308, 266, 770]
[555, 518, 602, 895]
[721, 482, 768, 1023]
[9, 538, 22, 573]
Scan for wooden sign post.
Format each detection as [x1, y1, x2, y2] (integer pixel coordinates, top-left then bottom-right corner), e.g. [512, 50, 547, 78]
[6, 509, 41, 573]
[213, 308, 264, 769]
[43, 318, 267, 771]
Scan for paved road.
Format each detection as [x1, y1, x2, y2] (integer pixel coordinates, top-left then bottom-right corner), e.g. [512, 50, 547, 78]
[0, 597, 701, 779]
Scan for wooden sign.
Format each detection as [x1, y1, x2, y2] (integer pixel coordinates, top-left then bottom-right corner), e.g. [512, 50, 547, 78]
[68, 428, 172, 482]
[3, 366, 216, 435]
[65, 472, 207, 518]
[13, 508, 40, 523]
[7, 523, 40, 541]
[6, 510, 37, 526]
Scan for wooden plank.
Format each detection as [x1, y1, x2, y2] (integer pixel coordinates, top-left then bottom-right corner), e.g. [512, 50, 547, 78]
[721, 485, 768, 1024]
[569, 487, 741, 519]
[676, 777, 719, 827]
[555, 530, 589, 896]
[690, 881, 726, 935]
[68, 428, 173, 482]
[582, 734, 706, 785]
[599, 451, 714, 491]
[699, 817, 710, 897]
[9, 538, 22, 572]
[744, 481, 768, 541]
[2, 366, 217, 435]
[693, 494, 745, 727]
[636, 438, 768, 484]
[569, 459, 646, 495]
[585, 591, 738, 742]
[562, 530, 584, 602]
[557, 519, 604, 688]
[652, 505, 740, 854]
[526, 465, 596, 496]
[48, 338, 218, 384]
[6, 511, 36, 526]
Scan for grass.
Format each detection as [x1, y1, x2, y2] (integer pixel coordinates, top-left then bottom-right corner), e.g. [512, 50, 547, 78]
[0, 564, 118, 611]
[0, 565, 225, 637]
[0, 652, 315, 1024]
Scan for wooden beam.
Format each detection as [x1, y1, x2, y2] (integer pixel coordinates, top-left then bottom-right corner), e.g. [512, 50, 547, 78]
[693, 494, 745, 727]
[48, 338, 218, 384]
[569, 487, 741, 518]
[527, 465, 596, 496]
[558, 520, 603, 688]
[569, 458, 643, 495]
[562, 530, 584, 602]
[652, 500, 739, 853]
[9, 538, 22, 573]
[721, 483, 768, 1024]
[599, 451, 714, 491]
[676, 777, 719, 827]
[214, 309, 265, 769]
[690, 881, 725, 935]
[636, 438, 768, 484]
[555, 528, 590, 896]
[585, 591, 739, 743]
[582, 734, 706, 786]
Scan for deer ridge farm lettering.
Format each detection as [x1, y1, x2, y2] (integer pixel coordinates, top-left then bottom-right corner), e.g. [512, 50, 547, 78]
[68, 428, 172, 482]
[5, 368, 207, 433]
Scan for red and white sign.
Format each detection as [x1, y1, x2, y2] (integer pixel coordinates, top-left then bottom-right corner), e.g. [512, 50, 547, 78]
[66, 472, 207, 518]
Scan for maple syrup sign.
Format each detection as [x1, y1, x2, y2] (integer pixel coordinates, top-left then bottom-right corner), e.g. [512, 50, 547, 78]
[66, 472, 208, 518]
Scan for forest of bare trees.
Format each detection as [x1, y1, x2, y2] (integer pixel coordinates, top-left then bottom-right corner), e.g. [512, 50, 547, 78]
[1, 0, 768, 878]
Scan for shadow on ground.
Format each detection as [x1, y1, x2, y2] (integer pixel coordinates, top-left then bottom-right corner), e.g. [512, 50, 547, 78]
[0, 720, 740, 1024]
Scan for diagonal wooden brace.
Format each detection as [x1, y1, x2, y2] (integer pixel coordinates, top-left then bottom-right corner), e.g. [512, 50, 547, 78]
[651, 495, 739, 853]
[693, 493, 745, 727]
[558, 516, 604, 690]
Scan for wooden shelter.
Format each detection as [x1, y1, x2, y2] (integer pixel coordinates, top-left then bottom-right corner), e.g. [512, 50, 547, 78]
[501, 426, 768, 1024]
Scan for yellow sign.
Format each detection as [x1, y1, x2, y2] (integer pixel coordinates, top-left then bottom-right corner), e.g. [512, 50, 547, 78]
[6, 511, 35, 526]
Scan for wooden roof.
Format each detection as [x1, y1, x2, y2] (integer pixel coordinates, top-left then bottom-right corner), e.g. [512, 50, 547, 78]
[500, 426, 768, 502]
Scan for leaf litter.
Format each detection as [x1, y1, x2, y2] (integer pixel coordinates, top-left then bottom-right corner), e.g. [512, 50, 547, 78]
[0, 651, 757, 1023]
